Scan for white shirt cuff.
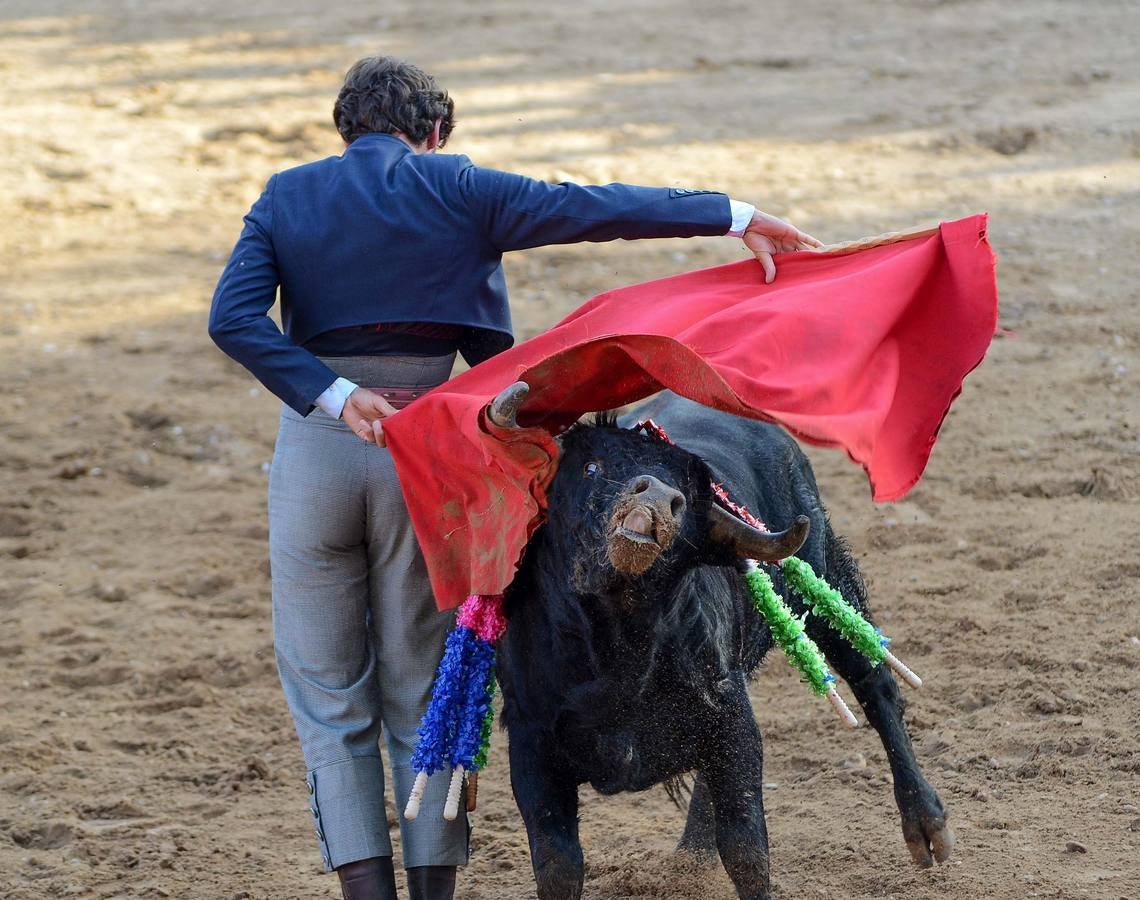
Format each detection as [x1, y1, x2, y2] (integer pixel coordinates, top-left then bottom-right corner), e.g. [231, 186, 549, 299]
[314, 377, 358, 418]
[727, 199, 756, 237]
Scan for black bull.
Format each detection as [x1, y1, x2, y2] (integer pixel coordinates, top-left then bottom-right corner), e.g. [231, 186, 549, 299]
[495, 392, 953, 900]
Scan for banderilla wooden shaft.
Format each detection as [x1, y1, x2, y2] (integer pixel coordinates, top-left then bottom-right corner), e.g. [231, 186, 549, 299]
[827, 687, 859, 728]
[443, 766, 466, 821]
[884, 650, 922, 689]
[403, 770, 428, 821]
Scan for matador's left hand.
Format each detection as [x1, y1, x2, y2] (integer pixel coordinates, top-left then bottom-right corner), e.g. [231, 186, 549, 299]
[342, 387, 399, 447]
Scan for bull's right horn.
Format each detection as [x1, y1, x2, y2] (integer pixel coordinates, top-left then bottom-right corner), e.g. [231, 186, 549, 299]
[708, 505, 810, 563]
[488, 381, 530, 429]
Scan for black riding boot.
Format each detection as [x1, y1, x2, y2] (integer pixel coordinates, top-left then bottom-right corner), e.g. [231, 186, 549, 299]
[405, 865, 457, 900]
[337, 856, 398, 900]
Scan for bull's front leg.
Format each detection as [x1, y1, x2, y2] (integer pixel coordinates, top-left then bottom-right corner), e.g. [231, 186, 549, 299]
[508, 725, 584, 900]
[701, 686, 771, 900]
[848, 661, 953, 866]
[800, 540, 954, 867]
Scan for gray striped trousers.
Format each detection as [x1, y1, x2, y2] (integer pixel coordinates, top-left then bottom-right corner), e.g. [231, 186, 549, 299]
[268, 354, 468, 871]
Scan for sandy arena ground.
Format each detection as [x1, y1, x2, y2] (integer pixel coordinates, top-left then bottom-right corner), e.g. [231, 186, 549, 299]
[1, 1, 1138, 897]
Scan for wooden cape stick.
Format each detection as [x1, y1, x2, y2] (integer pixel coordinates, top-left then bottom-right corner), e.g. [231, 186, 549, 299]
[817, 224, 941, 257]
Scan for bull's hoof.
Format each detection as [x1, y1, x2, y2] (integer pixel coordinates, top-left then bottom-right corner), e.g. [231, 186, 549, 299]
[534, 856, 584, 900]
[673, 843, 719, 866]
[902, 813, 955, 867]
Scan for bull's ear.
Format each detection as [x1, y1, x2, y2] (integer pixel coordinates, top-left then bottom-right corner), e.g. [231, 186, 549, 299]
[707, 505, 810, 563]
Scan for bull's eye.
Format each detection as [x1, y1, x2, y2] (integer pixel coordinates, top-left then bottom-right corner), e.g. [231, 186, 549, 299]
[584, 462, 601, 478]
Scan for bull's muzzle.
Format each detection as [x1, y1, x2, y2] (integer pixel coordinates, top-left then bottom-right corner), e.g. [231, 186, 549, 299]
[607, 475, 686, 575]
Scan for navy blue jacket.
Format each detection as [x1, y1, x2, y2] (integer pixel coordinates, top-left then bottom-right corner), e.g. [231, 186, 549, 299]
[208, 132, 731, 415]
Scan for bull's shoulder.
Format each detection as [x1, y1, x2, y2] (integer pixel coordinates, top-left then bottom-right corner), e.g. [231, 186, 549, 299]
[622, 392, 799, 459]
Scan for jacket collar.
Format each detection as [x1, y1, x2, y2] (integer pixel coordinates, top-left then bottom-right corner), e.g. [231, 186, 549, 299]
[344, 132, 415, 155]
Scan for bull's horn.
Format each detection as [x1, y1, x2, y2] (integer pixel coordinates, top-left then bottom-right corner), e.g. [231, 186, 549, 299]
[488, 381, 530, 428]
[708, 505, 810, 563]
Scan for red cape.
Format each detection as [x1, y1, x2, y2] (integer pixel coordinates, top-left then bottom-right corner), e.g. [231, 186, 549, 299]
[385, 214, 998, 610]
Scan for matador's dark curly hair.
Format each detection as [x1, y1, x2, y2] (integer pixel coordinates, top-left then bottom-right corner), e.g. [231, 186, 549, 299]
[333, 56, 455, 147]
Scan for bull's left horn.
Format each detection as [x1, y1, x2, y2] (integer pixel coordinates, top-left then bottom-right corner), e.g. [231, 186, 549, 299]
[488, 381, 530, 428]
[708, 505, 810, 563]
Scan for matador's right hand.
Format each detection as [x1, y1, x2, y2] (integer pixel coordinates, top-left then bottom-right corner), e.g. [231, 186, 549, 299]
[742, 210, 823, 284]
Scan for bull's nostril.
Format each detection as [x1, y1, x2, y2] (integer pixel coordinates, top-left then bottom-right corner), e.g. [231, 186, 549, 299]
[632, 478, 650, 494]
[670, 496, 685, 517]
